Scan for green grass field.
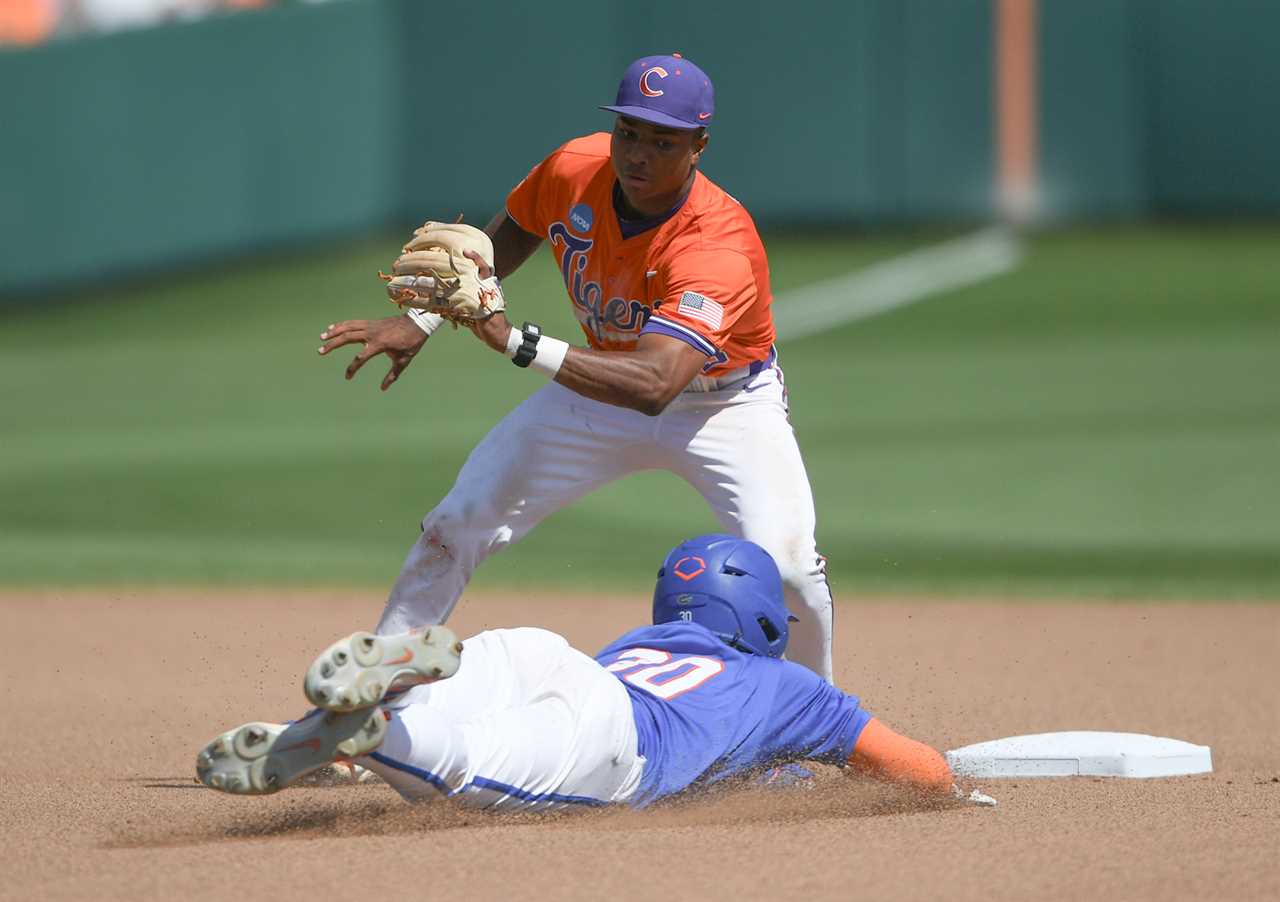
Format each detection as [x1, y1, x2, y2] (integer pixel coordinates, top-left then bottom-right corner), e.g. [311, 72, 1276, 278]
[2, 225, 1277, 598]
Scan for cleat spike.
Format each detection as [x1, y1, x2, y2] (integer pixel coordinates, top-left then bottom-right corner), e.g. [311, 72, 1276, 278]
[431, 666, 443, 677]
[320, 662, 334, 678]
[334, 650, 348, 665]
[454, 642, 464, 654]
[421, 628, 432, 642]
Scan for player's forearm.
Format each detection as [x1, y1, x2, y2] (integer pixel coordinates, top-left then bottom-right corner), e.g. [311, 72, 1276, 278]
[475, 316, 698, 415]
[554, 347, 683, 416]
[847, 718, 953, 793]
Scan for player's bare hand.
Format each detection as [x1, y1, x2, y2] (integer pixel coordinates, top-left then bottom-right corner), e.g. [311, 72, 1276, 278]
[465, 249, 494, 281]
[318, 315, 428, 391]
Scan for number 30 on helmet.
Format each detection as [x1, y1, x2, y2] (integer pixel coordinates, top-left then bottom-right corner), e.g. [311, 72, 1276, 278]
[652, 534, 798, 658]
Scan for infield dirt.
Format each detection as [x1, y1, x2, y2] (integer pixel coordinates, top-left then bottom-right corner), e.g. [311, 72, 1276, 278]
[2, 590, 1276, 902]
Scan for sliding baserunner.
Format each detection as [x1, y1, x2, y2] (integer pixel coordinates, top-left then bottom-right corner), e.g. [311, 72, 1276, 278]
[196, 536, 995, 810]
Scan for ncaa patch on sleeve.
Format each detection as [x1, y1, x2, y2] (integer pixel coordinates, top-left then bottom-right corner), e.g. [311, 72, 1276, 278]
[677, 291, 724, 330]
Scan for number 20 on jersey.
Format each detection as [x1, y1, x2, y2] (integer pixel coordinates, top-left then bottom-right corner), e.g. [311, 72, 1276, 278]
[604, 648, 723, 700]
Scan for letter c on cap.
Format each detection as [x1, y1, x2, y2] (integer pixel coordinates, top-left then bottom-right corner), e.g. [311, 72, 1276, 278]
[640, 66, 669, 97]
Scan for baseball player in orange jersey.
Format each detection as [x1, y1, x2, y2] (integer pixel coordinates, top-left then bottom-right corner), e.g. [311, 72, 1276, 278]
[319, 54, 837, 681]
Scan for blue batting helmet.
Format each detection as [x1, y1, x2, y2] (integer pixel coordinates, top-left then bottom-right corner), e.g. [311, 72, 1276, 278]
[652, 534, 797, 658]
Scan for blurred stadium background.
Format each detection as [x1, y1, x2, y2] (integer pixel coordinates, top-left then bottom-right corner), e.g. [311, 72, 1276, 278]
[1, 0, 1277, 599]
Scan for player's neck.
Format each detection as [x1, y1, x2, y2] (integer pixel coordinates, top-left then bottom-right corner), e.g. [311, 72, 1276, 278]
[615, 169, 696, 220]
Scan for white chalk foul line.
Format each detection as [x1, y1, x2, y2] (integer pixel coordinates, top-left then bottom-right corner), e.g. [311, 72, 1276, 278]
[772, 227, 1023, 340]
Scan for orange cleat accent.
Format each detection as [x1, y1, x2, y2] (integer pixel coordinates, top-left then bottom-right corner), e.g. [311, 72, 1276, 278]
[384, 648, 414, 666]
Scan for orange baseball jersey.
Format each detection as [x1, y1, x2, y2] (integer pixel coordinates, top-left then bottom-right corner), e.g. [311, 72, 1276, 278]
[505, 133, 775, 374]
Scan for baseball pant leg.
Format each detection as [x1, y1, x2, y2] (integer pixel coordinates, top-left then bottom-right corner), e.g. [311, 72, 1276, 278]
[661, 374, 835, 682]
[358, 628, 643, 810]
[377, 383, 652, 634]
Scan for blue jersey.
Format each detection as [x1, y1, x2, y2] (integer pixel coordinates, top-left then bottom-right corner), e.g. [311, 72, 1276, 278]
[594, 622, 872, 807]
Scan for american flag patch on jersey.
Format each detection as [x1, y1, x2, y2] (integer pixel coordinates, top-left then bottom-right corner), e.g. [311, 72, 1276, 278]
[677, 291, 724, 330]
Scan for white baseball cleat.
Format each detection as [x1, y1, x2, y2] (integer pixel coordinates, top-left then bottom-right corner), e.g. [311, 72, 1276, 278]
[195, 708, 388, 795]
[303, 627, 463, 713]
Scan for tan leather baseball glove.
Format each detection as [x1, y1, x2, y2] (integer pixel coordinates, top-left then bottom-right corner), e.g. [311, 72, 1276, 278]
[380, 222, 505, 325]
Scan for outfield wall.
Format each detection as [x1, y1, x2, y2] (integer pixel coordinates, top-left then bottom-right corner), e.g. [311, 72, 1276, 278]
[1039, 0, 1280, 218]
[1, 0, 1276, 297]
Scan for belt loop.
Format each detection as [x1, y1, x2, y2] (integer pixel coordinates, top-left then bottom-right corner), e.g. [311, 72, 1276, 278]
[683, 349, 777, 394]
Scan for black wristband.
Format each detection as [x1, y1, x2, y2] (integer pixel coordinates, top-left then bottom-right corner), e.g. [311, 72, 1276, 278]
[512, 321, 542, 368]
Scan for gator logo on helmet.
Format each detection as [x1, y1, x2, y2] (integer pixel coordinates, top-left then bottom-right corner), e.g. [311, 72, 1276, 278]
[672, 556, 706, 581]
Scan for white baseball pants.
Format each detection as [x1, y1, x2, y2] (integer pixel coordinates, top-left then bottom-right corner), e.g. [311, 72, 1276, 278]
[377, 367, 834, 682]
[356, 627, 643, 811]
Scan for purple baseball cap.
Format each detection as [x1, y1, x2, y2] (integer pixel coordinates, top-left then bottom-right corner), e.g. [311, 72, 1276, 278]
[601, 53, 715, 130]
